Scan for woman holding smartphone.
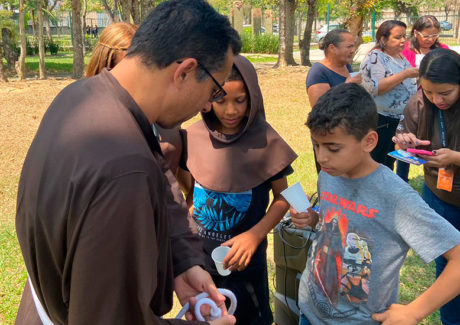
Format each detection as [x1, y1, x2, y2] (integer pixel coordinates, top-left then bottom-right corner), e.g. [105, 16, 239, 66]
[393, 48, 460, 325]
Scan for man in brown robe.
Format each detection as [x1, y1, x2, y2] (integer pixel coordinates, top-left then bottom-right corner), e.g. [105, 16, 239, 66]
[15, 0, 241, 324]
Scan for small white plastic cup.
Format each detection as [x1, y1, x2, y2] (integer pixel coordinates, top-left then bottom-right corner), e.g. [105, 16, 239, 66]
[211, 246, 231, 276]
[281, 182, 311, 212]
[350, 72, 360, 77]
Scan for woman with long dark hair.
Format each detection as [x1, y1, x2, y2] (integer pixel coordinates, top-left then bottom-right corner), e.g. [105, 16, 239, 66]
[394, 48, 460, 325]
[360, 20, 418, 171]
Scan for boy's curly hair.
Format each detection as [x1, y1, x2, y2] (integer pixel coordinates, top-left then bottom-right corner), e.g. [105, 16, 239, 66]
[306, 83, 378, 140]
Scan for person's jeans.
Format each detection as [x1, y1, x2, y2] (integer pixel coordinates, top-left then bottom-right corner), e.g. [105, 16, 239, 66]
[396, 161, 410, 182]
[299, 313, 313, 325]
[422, 184, 460, 325]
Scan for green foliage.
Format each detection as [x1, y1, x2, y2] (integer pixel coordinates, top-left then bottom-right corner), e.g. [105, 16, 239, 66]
[47, 41, 59, 55]
[241, 30, 278, 54]
[0, 10, 18, 41]
[26, 39, 38, 55]
[362, 35, 373, 43]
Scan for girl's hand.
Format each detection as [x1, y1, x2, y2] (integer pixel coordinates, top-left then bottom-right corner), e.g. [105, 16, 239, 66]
[290, 207, 318, 229]
[423, 148, 460, 168]
[392, 133, 430, 150]
[221, 230, 262, 271]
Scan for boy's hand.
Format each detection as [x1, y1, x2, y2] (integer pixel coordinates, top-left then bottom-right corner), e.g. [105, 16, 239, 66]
[221, 230, 262, 271]
[290, 207, 318, 229]
[372, 304, 421, 325]
[392, 133, 430, 150]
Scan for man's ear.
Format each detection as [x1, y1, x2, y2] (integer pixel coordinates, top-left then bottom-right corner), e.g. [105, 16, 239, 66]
[173, 58, 199, 85]
[363, 130, 378, 153]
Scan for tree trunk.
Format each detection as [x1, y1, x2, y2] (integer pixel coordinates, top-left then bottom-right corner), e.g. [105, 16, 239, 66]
[299, 0, 316, 66]
[101, 0, 120, 23]
[44, 16, 53, 43]
[71, 0, 84, 78]
[2, 28, 17, 72]
[276, 0, 298, 68]
[140, 0, 155, 21]
[456, 4, 460, 42]
[82, 0, 87, 56]
[297, 11, 303, 42]
[346, 14, 364, 48]
[120, 0, 132, 22]
[131, 0, 140, 25]
[37, 0, 46, 79]
[17, 0, 26, 80]
[0, 42, 8, 82]
[44, 0, 53, 43]
[31, 11, 38, 46]
[113, 0, 120, 22]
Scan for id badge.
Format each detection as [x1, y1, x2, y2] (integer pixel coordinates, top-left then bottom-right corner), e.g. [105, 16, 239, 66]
[437, 168, 454, 192]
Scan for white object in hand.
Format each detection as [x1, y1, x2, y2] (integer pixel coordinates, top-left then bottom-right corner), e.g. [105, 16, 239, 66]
[281, 182, 311, 212]
[175, 288, 237, 321]
[211, 246, 231, 276]
[350, 72, 360, 77]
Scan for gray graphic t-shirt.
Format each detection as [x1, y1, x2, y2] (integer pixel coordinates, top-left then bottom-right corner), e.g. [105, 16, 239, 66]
[299, 165, 460, 324]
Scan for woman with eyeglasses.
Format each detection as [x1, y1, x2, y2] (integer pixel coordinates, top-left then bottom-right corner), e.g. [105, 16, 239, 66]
[402, 15, 449, 69]
[360, 20, 418, 171]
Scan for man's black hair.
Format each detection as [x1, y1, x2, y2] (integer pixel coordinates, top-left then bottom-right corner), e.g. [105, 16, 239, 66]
[306, 83, 378, 140]
[127, 0, 241, 80]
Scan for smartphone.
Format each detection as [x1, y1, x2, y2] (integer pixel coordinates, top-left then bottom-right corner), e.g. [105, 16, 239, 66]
[407, 148, 434, 156]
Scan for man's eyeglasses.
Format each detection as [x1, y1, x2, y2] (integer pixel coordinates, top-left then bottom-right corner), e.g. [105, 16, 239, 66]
[416, 31, 440, 40]
[176, 60, 227, 102]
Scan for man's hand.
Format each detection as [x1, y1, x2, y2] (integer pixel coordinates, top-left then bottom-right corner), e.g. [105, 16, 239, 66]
[372, 304, 421, 325]
[221, 230, 261, 271]
[209, 315, 236, 325]
[174, 265, 226, 320]
[290, 207, 318, 229]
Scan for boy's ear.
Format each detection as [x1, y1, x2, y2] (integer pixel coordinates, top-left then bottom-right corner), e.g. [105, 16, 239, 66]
[362, 130, 378, 153]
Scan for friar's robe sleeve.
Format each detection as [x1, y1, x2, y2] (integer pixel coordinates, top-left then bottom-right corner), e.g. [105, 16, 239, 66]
[68, 171, 207, 325]
[158, 156, 206, 277]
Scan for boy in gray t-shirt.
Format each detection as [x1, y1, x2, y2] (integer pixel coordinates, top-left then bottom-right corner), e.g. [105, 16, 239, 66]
[291, 83, 460, 324]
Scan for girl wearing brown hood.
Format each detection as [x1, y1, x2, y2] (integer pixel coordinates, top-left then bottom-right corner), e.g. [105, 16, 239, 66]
[180, 56, 297, 324]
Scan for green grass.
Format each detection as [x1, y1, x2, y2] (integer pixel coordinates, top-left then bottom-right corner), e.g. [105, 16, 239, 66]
[0, 222, 27, 323]
[24, 53, 92, 75]
[244, 54, 278, 63]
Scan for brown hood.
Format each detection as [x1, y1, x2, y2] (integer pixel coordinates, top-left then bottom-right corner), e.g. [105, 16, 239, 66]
[185, 55, 297, 192]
